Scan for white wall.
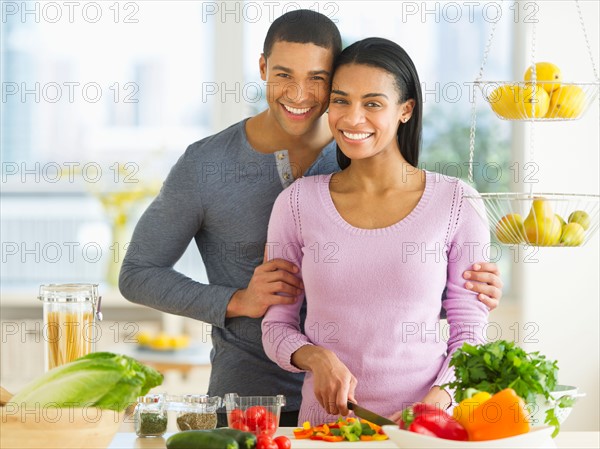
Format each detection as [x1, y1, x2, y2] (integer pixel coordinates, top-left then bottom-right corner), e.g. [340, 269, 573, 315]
[515, 0, 599, 431]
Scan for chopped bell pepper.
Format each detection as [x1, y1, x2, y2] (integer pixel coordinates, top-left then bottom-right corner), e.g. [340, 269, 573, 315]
[364, 420, 382, 433]
[372, 434, 389, 441]
[340, 416, 363, 442]
[293, 428, 312, 439]
[465, 388, 530, 441]
[293, 416, 389, 442]
[313, 424, 329, 434]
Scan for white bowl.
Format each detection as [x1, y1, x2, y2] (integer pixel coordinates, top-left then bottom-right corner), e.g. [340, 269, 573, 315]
[532, 385, 583, 427]
[382, 425, 556, 449]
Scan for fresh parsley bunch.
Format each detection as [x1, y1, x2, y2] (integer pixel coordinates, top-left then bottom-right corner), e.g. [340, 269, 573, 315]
[442, 340, 570, 436]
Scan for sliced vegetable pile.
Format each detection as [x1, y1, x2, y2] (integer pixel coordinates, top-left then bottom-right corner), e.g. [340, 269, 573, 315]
[442, 340, 568, 436]
[293, 417, 389, 442]
[10, 352, 163, 411]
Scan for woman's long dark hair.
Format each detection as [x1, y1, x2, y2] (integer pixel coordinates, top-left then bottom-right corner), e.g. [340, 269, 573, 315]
[333, 37, 423, 170]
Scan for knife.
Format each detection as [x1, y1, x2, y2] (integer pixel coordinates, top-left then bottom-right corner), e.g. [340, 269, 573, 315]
[347, 401, 396, 426]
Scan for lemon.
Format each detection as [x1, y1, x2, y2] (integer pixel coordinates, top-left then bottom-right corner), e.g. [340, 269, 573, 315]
[136, 331, 153, 346]
[524, 62, 562, 94]
[151, 333, 171, 350]
[521, 84, 550, 118]
[171, 335, 190, 349]
[546, 85, 586, 118]
[488, 84, 549, 119]
[489, 84, 522, 119]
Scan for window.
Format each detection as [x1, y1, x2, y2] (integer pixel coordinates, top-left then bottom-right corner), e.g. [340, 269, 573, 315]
[243, 1, 515, 292]
[2, 1, 515, 296]
[1, 1, 215, 291]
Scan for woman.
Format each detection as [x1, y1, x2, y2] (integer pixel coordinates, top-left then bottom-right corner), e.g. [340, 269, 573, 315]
[261, 37, 489, 425]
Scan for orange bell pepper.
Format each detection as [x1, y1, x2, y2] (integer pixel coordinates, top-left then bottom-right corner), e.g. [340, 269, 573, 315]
[465, 388, 531, 441]
[323, 435, 344, 442]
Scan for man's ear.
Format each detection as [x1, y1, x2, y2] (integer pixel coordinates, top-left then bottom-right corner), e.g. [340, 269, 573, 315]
[259, 54, 267, 81]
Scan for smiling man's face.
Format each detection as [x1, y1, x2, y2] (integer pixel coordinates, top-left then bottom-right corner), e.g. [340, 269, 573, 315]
[260, 41, 335, 137]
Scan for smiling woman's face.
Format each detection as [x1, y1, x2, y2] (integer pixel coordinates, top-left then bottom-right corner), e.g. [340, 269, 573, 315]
[328, 63, 414, 163]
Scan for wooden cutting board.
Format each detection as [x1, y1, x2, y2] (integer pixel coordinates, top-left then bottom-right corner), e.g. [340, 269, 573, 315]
[108, 428, 397, 448]
[0, 387, 13, 405]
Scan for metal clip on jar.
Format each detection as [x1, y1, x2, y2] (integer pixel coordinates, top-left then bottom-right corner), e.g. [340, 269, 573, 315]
[174, 395, 221, 431]
[134, 394, 168, 437]
[39, 283, 102, 371]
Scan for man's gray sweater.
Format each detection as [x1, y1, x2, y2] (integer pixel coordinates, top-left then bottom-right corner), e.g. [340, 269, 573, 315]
[119, 119, 338, 411]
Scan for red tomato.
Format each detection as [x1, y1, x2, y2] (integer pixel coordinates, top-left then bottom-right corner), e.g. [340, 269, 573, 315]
[256, 434, 278, 449]
[258, 418, 277, 436]
[229, 408, 245, 424]
[245, 406, 267, 430]
[231, 420, 250, 432]
[274, 435, 292, 449]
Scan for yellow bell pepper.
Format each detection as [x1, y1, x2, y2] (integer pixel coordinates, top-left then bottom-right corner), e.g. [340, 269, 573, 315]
[453, 391, 492, 428]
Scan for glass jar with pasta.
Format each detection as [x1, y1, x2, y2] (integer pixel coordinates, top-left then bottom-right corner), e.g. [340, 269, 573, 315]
[39, 283, 101, 371]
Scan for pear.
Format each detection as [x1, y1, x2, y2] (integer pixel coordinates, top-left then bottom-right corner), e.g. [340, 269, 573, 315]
[524, 198, 561, 246]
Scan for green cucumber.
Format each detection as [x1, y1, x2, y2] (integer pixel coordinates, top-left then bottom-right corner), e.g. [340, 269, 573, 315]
[213, 428, 257, 449]
[166, 430, 239, 449]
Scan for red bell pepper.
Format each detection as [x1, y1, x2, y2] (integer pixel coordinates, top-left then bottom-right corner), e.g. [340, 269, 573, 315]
[401, 403, 468, 441]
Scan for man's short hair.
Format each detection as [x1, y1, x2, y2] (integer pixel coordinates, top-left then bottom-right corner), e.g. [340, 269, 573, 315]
[263, 9, 342, 59]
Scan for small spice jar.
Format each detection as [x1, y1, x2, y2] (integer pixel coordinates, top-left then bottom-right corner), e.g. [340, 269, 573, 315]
[134, 394, 168, 437]
[174, 395, 221, 431]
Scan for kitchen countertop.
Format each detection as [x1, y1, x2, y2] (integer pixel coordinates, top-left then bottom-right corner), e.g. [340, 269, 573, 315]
[108, 428, 600, 448]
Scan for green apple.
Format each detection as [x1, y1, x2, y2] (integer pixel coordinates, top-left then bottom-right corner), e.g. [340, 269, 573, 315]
[560, 222, 585, 246]
[568, 210, 590, 230]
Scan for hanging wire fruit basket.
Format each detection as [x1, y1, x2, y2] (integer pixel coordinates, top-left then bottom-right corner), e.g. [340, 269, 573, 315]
[476, 80, 599, 121]
[465, 192, 599, 247]
[464, 0, 600, 247]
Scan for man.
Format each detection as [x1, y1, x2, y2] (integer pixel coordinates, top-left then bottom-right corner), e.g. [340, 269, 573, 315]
[119, 10, 503, 426]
